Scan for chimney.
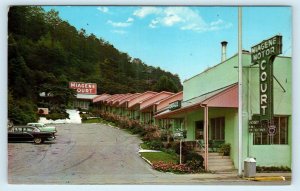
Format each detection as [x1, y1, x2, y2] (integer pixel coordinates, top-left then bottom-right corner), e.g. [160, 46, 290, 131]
[221, 41, 228, 62]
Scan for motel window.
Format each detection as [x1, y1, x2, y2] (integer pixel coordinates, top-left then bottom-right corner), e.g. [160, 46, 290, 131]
[253, 116, 289, 145]
[210, 117, 225, 140]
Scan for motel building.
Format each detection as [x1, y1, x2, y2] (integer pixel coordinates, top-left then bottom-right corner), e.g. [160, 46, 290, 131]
[93, 91, 184, 126]
[154, 37, 292, 171]
[69, 82, 99, 110]
[92, 36, 291, 173]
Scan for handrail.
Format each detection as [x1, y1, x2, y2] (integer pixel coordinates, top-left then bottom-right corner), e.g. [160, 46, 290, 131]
[195, 139, 205, 152]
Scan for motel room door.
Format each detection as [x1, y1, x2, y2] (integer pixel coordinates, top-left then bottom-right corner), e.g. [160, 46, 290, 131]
[195, 120, 204, 140]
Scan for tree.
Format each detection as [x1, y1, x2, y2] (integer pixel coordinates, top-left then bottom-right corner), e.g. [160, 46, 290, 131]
[154, 75, 179, 93]
[38, 84, 76, 112]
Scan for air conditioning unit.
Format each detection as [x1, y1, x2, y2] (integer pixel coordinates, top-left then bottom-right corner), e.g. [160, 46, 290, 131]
[37, 108, 49, 115]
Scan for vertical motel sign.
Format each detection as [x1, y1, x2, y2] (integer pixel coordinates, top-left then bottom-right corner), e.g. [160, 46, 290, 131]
[251, 35, 282, 121]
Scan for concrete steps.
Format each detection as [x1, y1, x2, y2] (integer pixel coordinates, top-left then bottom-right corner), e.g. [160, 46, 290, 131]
[197, 152, 235, 172]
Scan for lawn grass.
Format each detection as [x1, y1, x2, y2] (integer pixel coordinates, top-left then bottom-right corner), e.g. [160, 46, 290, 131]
[140, 152, 178, 164]
[82, 118, 103, 123]
[140, 143, 150, 149]
[82, 117, 117, 126]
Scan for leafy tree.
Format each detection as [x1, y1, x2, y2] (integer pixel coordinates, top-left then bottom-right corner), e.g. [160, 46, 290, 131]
[154, 75, 179, 93]
[38, 84, 76, 112]
[8, 90, 38, 124]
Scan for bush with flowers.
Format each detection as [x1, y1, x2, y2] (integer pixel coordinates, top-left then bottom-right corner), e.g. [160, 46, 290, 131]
[93, 110, 205, 173]
[152, 161, 191, 173]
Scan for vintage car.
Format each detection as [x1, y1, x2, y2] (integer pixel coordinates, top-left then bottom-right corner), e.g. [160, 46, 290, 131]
[8, 126, 56, 144]
[26, 122, 57, 133]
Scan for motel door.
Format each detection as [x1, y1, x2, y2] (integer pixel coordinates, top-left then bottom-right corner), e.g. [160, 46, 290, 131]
[195, 120, 204, 140]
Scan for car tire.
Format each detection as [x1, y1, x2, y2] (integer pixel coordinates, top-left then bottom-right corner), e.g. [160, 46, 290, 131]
[34, 137, 42, 144]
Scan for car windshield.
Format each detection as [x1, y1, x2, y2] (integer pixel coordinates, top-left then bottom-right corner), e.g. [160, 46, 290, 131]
[24, 127, 40, 132]
[28, 123, 46, 127]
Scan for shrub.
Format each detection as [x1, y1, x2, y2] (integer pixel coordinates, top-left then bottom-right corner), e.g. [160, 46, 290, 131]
[160, 132, 168, 142]
[184, 151, 204, 172]
[9, 99, 38, 125]
[219, 143, 231, 156]
[185, 160, 205, 172]
[185, 151, 204, 162]
[169, 142, 204, 170]
[163, 142, 172, 149]
[144, 140, 164, 150]
[152, 161, 191, 173]
[80, 113, 89, 120]
[171, 141, 189, 156]
[256, 166, 291, 172]
[46, 112, 69, 120]
[131, 126, 144, 135]
[143, 124, 161, 141]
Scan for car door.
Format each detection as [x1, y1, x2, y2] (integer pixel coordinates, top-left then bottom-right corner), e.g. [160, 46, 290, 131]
[8, 127, 24, 141]
[22, 127, 36, 141]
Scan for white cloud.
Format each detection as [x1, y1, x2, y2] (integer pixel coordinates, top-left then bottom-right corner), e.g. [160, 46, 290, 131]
[107, 17, 133, 27]
[162, 14, 183, 26]
[112, 30, 127, 34]
[133, 7, 162, 18]
[133, 7, 232, 32]
[126, 17, 134, 23]
[97, 7, 109, 13]
[210, 19, 224, 26]
[149, 19, 159, 28]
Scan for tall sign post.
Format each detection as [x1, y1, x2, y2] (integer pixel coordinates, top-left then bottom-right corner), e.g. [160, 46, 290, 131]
[251, 35, 282, 135]
[237, 7, 243, 176]
[173, 130, 184, 164]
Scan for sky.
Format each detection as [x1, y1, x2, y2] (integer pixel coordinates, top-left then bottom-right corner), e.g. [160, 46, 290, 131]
[42, 6, 292, 82]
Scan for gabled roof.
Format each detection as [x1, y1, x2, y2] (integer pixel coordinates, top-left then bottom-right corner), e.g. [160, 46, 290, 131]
[93, 94, 111, 103]
[103, 94, 121, 104]
[139, 91, 174, 112]
[105, 94, 125, 104]
[111, 94, 132, 106]
[154, 83, 238, 119]
[118, 93, 142, 107]
[127, 91, 157, 109]
[155, 91, 183, 112]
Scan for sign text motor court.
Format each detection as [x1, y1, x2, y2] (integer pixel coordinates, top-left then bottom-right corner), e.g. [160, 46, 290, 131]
[251, 37, 279, 62]
[251, 35, 282, 121]
[69, 82, 97, 94]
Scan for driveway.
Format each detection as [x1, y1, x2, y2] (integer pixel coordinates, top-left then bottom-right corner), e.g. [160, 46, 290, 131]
[7, 123, 290, 185]
[9, 123, 159, 184]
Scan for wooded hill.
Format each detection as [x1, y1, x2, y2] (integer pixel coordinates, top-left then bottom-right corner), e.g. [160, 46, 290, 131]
[8, 6, 182, 124]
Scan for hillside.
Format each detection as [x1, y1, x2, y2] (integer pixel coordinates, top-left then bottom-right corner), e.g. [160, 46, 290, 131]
[8, 6, 182, 124]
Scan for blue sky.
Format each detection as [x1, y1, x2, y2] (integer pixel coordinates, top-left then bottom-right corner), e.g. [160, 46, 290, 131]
[43, 6, 292, 82]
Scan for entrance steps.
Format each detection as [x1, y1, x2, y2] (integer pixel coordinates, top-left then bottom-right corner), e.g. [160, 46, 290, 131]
[197, 152, 235, 172]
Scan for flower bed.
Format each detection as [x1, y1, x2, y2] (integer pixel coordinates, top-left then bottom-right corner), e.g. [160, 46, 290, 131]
[152, 161, 191, 174]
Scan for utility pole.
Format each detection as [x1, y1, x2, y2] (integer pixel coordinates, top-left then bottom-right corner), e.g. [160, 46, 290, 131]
[238, 6, 243, 177]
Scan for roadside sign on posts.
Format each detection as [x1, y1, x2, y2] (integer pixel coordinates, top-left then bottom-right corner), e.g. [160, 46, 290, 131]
[173, 131, 183, 139]
[249, 119, 260, 126]
[248, 119, 267, 133]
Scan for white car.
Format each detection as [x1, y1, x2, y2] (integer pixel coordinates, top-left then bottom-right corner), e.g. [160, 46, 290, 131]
[26, 123, 57, 133]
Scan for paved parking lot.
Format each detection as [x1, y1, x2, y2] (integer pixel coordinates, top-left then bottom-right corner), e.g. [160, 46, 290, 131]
[8, 123, 290, 185]
[9, 123, 158, 184]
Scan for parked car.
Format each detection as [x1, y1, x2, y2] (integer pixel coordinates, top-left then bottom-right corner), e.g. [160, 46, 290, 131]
[26, 123, 57, 133]
[8, 126, 56, 144]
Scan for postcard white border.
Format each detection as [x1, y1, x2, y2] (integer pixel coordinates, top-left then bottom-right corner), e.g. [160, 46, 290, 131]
[1, 1, 299, 191]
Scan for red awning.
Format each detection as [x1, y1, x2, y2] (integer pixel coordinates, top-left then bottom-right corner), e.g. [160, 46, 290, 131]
[92, 94, 111, 103]
[154, 83, 238, 119]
